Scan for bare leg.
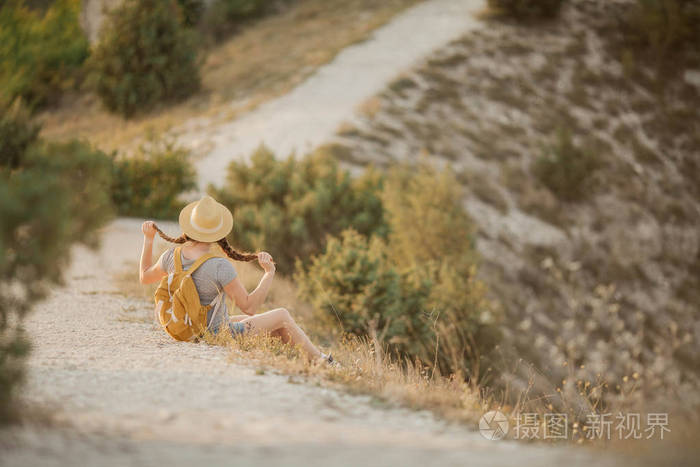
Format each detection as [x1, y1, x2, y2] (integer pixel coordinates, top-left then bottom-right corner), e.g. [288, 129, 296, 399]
[270, 327, 293, 345]
[241, 308, 321, 359]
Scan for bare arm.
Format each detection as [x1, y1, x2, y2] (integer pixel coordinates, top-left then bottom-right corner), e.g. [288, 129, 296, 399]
[139, 221, 167, 285]
[223, 251, 275, 315]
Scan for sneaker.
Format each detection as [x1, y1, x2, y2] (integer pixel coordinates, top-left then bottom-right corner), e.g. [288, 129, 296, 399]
[320, 352, 341, 368]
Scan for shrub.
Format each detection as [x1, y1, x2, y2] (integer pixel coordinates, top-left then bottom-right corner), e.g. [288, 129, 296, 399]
[381, 162, 477, 272]
[0, 0, 89, 109]
[0, 100, 41, 169]
[533, 129, 601, 202]
[176, 0, 206, 27]
[0, 119, 113, 421]
[90, 0, 200, 117]
[201, 0, 268, 39]
[216, 0, 267, 19]
[110, 138, 197, 219]
[295, 230, 404, 336]
[210, 146, 387, 273]
[622, 0, 700, 66]
[487, 0, 566, 19]
[297, 164, 500, 380]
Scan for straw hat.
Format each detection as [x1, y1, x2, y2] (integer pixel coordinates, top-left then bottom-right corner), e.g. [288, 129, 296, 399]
[178, 196, 233, 242]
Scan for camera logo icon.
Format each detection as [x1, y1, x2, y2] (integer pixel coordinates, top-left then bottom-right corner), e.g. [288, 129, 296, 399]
[479, 410, 509, 440]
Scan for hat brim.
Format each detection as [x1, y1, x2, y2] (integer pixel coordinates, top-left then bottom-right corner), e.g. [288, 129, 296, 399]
[178, 200, 233, 243]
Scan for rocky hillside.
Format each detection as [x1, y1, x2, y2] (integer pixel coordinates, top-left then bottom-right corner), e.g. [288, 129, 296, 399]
[332, 0, 700, 412]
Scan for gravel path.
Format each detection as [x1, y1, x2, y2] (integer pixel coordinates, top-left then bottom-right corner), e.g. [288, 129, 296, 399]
[180, 0, 488, 189]
[1, 219, 620, 466]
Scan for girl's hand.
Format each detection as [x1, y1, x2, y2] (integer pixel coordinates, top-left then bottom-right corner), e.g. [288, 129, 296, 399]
[142, 221, 157, 240]
[257, 251, 275, 273]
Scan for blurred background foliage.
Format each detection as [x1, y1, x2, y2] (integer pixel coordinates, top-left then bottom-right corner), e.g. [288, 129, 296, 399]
[210, 145, 388, 274]
[201, 0, 271, 40]
[532, 129, 602, 202]
[109, 137, 197, 219]
[0, 0, 695, 120]
[0, 0, 284, 118]
[175, 0, 206, 27]
[620, 0, 700, 72]
[487, 0, 567, 19]
[0, 0, 88, 110]
[89, 0, 201, 117]
[0, 98, 195, 420]
[0, 99, 113, 422]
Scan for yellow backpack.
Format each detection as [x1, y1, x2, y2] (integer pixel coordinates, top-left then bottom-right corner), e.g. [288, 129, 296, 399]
[154, 247, 217, 342]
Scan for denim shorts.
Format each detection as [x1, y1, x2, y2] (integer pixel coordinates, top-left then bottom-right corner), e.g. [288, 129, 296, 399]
[206, 301, 249, 337]
[229, 321, 248, 337]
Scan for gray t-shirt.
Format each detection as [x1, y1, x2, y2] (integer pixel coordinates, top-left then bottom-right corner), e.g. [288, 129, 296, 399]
[157, 247, 237, 330]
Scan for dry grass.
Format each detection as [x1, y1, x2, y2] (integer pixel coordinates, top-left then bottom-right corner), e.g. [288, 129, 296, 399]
[112, 258, 700, 453]
[112, 251, 491, 427]
[37, 0, 420, 154]
[204, 326, 490, 427]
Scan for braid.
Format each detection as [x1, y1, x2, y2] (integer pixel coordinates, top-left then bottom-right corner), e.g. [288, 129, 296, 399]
[152, 224, 258, 262]
[217, 237, 258, 262]
[154, 225, 188, 244]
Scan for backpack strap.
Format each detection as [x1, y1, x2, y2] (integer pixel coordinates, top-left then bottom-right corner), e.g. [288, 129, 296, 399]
[173, 247, 216, 275]
[174, 247, 184, 272]
[185, 253, 217, 275]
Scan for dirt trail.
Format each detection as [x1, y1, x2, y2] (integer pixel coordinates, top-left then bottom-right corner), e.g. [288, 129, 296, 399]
[179, 0, 488, 189]
[2, 219, 619, 466]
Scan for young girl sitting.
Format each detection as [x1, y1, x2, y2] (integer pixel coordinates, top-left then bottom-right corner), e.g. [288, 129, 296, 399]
[138, 195, 333, 364]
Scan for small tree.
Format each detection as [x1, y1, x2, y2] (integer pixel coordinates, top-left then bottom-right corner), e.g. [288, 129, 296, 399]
[202, 0, 268, 39]
[381, 162, 477, 274]
[533, 129, 601, 202]
[0, 0, 89, 109]
[176, 0, 206, 27]
[90, 0, 200, 117]
[0, 100, 40, 169]
[487, 0, 566, 19]
[1, 109, 113, 421]
[110, 138, 197, 219]
[622, 0, 700, 68]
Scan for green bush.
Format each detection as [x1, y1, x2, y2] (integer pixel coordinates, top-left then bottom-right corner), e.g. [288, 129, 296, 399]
[381, 163, 477, 272]
[176, 0, 206, 27]
[296, 230, 404, 335]
[296, 164, 500, 379]
[533, 129, 601, 202]
[487, 0, 566, 19]
[623, 0, 700, 65]
[90, 0, 200, 117]
[110, 138, 197, 219]
[216, 0, 267, 19]
[0, 0, 89, 109]
[210, 145, 387, 273]
[0, 100, 41, 169]
[0, 112, 113, 422]
[201, 0, 268, 39]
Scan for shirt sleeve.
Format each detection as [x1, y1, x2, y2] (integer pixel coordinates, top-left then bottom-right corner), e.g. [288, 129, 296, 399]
[216, 259, 238, 287]
[157, 248, 174, 273]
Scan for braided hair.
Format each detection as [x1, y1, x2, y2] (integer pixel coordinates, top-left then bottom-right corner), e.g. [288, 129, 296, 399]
[153, 225, 258, 262]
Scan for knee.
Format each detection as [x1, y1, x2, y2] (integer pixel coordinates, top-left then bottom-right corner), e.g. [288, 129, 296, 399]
[274, 307, 291, 322]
